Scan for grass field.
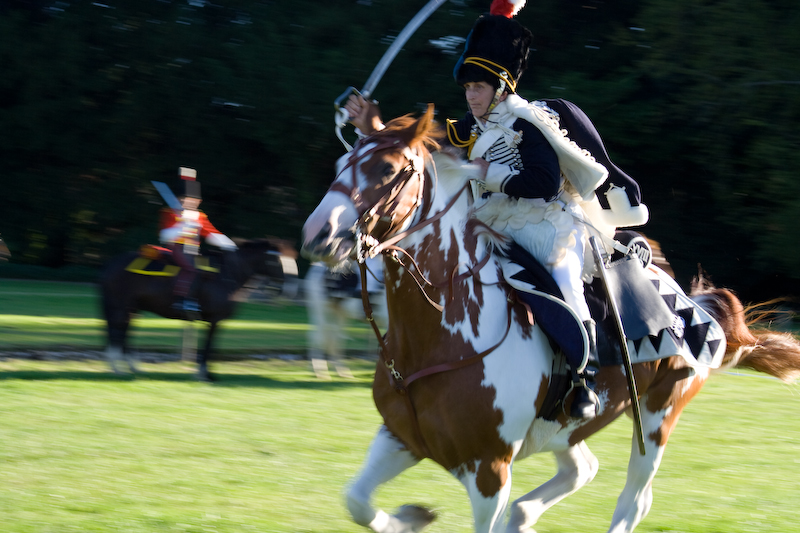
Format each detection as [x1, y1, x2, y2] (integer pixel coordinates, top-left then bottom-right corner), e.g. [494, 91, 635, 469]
[1, 280, 799, 532]
[0, 279, 378, 355]
[1, 359, 799, 532]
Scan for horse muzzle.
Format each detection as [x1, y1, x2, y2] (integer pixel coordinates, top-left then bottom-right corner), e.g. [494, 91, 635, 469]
[302, 192, 360, 266]
[301, 226, 356, 267]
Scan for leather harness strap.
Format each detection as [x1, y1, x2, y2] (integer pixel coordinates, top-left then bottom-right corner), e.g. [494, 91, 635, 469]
[358, 246, 513, 462]
[345, 135, 515, 461]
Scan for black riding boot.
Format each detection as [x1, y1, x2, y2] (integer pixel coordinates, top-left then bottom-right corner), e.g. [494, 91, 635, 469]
[570, 319, 600, 419]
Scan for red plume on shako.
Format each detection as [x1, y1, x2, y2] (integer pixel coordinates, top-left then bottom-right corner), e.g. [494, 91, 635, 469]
[489, 0, 526, 18]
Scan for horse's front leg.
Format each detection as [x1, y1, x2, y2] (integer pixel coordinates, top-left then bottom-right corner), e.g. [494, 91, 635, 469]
[196, 322, 217, 382]
[505, 441, 599, 532]
[457, 457, 515, 533]
[347, 426, 434, 533]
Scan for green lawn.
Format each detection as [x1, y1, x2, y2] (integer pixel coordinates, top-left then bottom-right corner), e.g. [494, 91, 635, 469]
[0, 359, 798, 532]
[1, 280, 799, 532]
[0, 279, 378, 355]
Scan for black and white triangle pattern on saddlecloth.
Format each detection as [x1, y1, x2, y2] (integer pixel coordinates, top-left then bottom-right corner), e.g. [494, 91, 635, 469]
[628, 267, 726, 369]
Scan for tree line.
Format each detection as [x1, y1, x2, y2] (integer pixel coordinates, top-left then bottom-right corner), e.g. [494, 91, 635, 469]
[1, 0, 799, 300]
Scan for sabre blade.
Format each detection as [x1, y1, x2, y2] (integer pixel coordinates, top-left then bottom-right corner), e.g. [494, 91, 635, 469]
[360, 0, 448, 99]
[334, 0, 447, 150]
[151, 181, 183, 212]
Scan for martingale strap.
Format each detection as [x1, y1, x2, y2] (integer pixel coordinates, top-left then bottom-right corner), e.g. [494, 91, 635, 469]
[359, 261, 513, 461]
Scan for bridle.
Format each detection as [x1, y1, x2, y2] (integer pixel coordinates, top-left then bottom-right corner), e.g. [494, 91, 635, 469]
[328, 136, 430, 246]
[330, 134, 513, 460]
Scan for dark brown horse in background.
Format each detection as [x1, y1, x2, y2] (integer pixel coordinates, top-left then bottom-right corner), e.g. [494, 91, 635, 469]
[99, 239, 296, 381]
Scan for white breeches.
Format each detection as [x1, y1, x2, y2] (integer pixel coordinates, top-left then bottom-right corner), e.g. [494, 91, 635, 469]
[551, 237, 591, 322]
[505, 201, 591, 323]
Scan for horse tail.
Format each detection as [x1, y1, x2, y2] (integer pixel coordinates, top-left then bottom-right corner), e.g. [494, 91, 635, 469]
[690, 274, 800, 383]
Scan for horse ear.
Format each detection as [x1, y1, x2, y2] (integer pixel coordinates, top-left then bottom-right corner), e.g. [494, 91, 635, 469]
[416, 104, 435, 135]
[411, 104, 439, 150]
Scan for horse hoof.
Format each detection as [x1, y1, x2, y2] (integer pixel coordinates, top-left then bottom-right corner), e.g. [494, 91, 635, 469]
[311, 358, 331, 380]
[394, 504, 436, 532]
[335, 363, 354, 379]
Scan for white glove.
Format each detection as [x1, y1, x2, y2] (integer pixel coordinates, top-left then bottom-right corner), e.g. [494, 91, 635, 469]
[206, 232, 237, 251]
[159, 225, 182, 244]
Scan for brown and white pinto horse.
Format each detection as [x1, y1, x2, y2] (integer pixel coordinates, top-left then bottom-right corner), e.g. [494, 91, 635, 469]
[301, 107, 800, 533]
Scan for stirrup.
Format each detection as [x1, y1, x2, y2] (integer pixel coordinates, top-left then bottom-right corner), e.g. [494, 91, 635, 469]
[567, 377, 599, 420]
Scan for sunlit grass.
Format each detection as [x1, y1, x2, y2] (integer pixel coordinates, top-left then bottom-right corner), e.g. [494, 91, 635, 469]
[0, 359, 798, 532]
[0, 280, 377, 354]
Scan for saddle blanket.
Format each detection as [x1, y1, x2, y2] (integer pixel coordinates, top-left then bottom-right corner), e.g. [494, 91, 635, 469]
[499, 257, 727, 370]
[125, 254, 219, 277]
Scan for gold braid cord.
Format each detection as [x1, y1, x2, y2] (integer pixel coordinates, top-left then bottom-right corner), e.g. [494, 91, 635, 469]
[446, 119, 478, 158]
[462, 57, 517, 92]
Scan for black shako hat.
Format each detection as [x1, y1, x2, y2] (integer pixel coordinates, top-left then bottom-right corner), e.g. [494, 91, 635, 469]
[453, 0, 532, 93]
[179, 167, 201, 199]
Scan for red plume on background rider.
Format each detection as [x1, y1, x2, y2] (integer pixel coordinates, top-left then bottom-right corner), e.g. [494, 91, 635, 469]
[489, 0, 526, 18]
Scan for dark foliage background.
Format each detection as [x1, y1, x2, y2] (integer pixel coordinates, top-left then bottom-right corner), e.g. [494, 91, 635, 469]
[1, 0, 799, 301]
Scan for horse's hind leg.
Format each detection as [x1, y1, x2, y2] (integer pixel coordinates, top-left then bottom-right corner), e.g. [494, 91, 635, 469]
[607, 364, 708, 533]
[122, 329, 139, 373]
[505, 442, 599, 532]
[196, 322, 217, 382]
[105, 320, 132, 374]
[347, 426, 434, 533]
[606, 434, 665, 533]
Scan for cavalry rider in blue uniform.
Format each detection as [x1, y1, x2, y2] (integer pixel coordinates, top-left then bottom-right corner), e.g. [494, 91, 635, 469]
[159, 167, 237, 313]
[346, 0, 649, 419]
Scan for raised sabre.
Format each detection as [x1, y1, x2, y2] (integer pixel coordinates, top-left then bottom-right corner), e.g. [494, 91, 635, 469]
[151, 181, 183, 212]
[334, 0, 448, 150]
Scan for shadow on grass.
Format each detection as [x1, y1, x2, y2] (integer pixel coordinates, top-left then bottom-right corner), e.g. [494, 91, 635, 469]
[0, 370, 372, 390]
[211, 373, 372, 390]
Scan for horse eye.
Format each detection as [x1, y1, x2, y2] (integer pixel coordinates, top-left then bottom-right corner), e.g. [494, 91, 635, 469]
[380, 163, 396, 178]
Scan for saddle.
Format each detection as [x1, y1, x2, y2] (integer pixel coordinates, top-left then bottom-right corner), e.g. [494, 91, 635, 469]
[499, 232, 726, 369]
[125, 245, 220, 277]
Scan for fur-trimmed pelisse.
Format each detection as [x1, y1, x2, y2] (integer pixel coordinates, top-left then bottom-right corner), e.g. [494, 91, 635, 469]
[453, 13, 532, 91]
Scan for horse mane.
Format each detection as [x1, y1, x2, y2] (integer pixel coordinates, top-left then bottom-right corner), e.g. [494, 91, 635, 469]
[373, 104, 443, 153]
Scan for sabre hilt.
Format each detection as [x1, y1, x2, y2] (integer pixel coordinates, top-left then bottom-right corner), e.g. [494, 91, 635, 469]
[334, 86, 378, 152]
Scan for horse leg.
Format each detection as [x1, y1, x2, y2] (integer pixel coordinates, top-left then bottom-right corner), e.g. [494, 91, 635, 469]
[605, 433, 665, 533]
[606, 363, 708, 533]
[196, 322, 217, 382]
[457, 458, 515, 533]
[327, 300, 353, 379]
[608, 370, 708, 533]
[346, 426, 434, 533]
[105, 319, 131, 374]
[505, 442, 599, 532]
[122, 325, 139, 373]
[306, 273, 333, 380]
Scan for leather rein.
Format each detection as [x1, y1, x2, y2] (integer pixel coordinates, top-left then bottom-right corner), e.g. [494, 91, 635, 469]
[332, 135, 512, 459]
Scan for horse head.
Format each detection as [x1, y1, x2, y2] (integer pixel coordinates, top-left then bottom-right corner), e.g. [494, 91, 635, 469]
[301, 105, 449, 268]
[232, 238, 297, 294]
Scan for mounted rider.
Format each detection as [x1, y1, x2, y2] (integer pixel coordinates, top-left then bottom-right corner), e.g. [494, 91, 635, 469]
[346, 0, 649, 420]
[159, 167, 237, 313]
